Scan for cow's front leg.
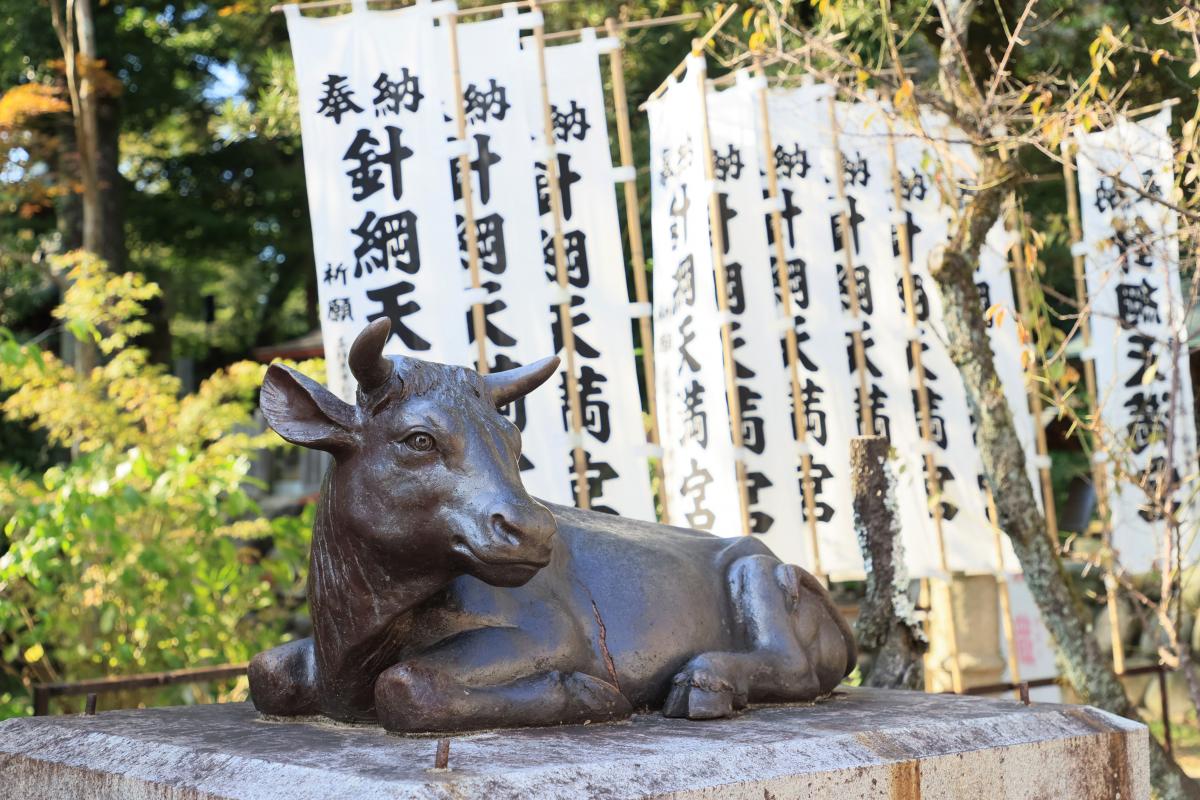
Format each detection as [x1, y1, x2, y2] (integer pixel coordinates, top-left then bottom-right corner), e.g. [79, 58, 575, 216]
[664, 555, 855, 720]
[248, 637, 319, 717]
[372, 627, 631, 733]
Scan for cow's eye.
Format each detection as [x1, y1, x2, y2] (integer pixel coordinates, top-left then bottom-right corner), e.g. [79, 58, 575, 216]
[404, 432, 435, 452]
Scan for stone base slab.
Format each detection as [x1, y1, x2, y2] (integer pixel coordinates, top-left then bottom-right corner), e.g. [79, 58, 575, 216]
[0, 687, 1147, 799]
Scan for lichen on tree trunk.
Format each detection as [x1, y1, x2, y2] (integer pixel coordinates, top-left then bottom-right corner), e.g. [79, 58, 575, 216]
[928, 155, 1200, 800]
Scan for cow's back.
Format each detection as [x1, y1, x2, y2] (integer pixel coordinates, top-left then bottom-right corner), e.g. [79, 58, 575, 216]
[546, 503, 774, 708]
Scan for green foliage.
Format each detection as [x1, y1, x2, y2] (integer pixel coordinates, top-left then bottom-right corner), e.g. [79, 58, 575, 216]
[0, 253, 315, 718]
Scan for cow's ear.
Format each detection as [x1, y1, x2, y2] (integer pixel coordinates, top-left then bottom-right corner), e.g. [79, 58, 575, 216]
[261, 363, 359, 455]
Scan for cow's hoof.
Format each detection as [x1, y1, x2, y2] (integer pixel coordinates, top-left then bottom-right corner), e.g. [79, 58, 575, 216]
[663, 669, 736, 720]
[564, 672, 633, 721]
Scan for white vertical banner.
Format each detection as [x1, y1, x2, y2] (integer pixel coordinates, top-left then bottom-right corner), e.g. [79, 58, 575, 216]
[706, 77, 806, 559]
[934, 116, 1044, 529]
[286, 3, 470, 400]
[887, 114, 1014, 574]
[833, 101, 942, 577]
[997, 573, 1063, 703]
[437, 13, 573, 505]
[1075, 109, 1198, 574]
[647, 58, 743, 534]
[763, 85, 863, 576]
[521, 35, 655, 520]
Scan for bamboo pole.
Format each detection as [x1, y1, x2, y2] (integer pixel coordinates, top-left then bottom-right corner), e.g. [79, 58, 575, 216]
[605, 17, 670, 521]
[1007, 195, 1061, 541]
[826, 95, 874, 435]
[544, 11, 702, 42]
[884, 118, 965, 695]
[985, 489, 1024, 699]
[271, 0, 571, 16]
[445, 12, 490, 375]
[994, 138, 1060, 543]
[695, 49, 753, 537]
[1062, 139, 1123, 675]
[639, 5, 739, 110]
[752, 55, 823, 579]
[528, 0, 590, 509]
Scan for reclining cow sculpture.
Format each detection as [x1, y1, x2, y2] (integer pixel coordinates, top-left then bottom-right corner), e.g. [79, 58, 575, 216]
[250, 318, 856, 733]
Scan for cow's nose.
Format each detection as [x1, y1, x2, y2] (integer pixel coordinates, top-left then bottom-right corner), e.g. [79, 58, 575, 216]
[491, 502, 556, 550]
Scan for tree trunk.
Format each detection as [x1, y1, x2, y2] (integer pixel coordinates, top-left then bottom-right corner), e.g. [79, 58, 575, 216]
[928, 156, 1200, 800]
[850, 435, 927, 690]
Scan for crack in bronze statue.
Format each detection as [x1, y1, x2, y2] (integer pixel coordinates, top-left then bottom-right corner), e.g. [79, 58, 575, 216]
[249, 318, 856, 733]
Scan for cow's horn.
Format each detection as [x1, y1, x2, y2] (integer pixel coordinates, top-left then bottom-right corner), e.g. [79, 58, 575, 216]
[485, 355, 560, 407]
[349, 318, 394, 393]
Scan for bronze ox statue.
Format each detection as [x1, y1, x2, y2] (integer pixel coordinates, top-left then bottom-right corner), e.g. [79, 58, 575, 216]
[249, 318, 856, 733]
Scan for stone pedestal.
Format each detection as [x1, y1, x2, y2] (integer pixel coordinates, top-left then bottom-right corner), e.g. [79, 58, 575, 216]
[0, 687, 1147, 799]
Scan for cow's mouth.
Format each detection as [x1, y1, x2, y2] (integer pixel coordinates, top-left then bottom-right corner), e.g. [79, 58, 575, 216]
[451, 536, 551, 571]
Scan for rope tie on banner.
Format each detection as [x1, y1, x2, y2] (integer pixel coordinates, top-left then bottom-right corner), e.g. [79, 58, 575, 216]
[626, 302, 652, 319]
[611, 165, 636, 184]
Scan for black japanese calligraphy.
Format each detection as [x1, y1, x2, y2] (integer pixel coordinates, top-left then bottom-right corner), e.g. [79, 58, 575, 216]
[327, 297, 353, 322]
[317, 74, 361, 123]
[323, 263, 348, 286]
[712, 144, 744, 181]
[352, 210, 420, 277]
[365, 280, 430, 351]
[681, 379, 708, 448]
[774, 143, 809, 179]
[535, 153, 581, 220]
[1115, 279, 1161, 328]
[550, 100, 590, 142]
[465, 281, 518, 347]
[680, 458, 715, 529]
[343, 126, 413, 201]
[463, 78, 510, 123]
[372, 70, 423, 116]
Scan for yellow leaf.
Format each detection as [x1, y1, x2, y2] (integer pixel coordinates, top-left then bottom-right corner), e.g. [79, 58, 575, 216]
[749, 31, 766, 52]
[743, 8, 755, 30]
[1141, 361, 1159, 385]
[1151, 49, 1167, 66]
[24, 643, 44, 663]
[1189, 62, 1200, 79]
[856, 69, 870, 85]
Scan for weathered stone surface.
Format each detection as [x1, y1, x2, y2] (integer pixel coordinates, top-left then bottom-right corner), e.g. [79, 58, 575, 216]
[0, 687, 1148, 799]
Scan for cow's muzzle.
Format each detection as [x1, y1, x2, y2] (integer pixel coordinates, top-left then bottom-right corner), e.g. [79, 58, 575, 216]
[488, 501, 556, 563]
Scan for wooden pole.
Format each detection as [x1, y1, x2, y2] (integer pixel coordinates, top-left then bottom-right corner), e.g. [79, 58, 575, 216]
[986, 489, 1024, 699]
[528, 0, 590, 509]
[640, 5, 738, 109]
[545, 12, 702, 42]
[1061, 140, 1124, 675]
[605, 17, 670, 521]
[695, 50, 753, 536]
[752, 55, 823, 579]
[826, 95, 874, 435]
[1007, 195, 1061, 541]
[445, 12, 489, 375]
[884, 117, 965, 695]
[271, 0, 572, 16]
[994, 138, 1060, 543]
